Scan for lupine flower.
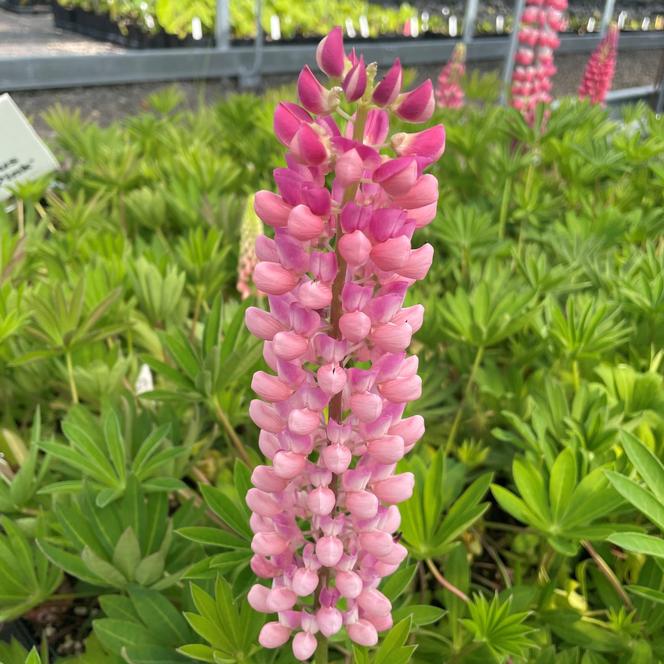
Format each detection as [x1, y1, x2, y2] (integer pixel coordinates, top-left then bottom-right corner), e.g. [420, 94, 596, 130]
[245, 29, 443, 661]
[578, 24, 619, 105]
[237, 194, 264, 300]
[436, 44, 466, 109]
[511, 0, 568, 125]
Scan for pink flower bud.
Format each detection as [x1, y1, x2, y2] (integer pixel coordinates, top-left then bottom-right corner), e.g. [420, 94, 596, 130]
[391, 125, 446, 163]
[251, 554, 280, 578]
[370, 323, 413, 353]
[315, 25, 345, 78]
[267, 587, 297, 612]
[251, 465, 288, 492]
[350, 392, 383, 422]
[336, 570, 363, 598]
[317, 607, 343, 637]
[246, 488, 282, 517]
[259, 622, 291, 648]
[373, 157, 419, 196]
[338, 230, 371, 267]
[398, 244, 434, 280]
[366, 435, 405, 464]
[307, 486, 336, 515]
[287, 204, 325, 241]
[248, 584, 271, 612]
[251, 371, 294, 402]
[274, 102, 311, 145]
[335, 148, 364, 187]
[343, 55, 367, 101]
[359, 531, 394, 558]
[272, 331, 309, 361]
[253, 262, 299, 295]
[317, 364, 347, 396]
[290, 124, 329, 166]
[249, 400, 286, 433]
[372, 472, 415, 504]
[339, 311, 371, 342]
[394, 80, 435, 123]
[252, 531, 289, 555]
[316, 535, 344, 567]
[370, 236, 411, 271]
[298, 66, 337, 115]
[372, 58, 403, 107]
[273, 451, 307, 479]
[292, 631, 317, 661]
[346, 490, 379, 519]
[288, 408, 321, 435]
[322, 444, 352, 474]
[389, 415, 425, 451]
[297, 281, 333, 309]
[357, 588, 392, 616]
[292, 567, 320, 596]
[347, 619, 378, 646]
[380, 375, 422, 402]
[254, 190, 292, 228]
[245, 307, 284, 340]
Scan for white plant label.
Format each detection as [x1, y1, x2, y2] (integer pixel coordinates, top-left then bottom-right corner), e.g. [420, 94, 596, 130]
[0, 94, 58, 201]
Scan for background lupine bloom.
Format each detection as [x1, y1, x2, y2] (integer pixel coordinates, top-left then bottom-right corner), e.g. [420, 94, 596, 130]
[511, 0, 568, 124]
[244, 27, 443, 661]
[436, 44, 466, 109]
[237, 194, 264, 300]
[578, 24, 620, 105]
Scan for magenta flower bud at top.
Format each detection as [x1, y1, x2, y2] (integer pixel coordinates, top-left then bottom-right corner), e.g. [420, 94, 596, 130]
[315, 25, 345, 78]
[393, 80, 435, 123]
[343, 55, 367, 101]
[245, 28, 443, 657]
[372, 58, 403, 106]
[298, 66, 336, 115]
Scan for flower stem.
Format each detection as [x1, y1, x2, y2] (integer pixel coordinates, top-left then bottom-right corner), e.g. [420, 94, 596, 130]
[315, 637, 329, 664]
[445, 345, 484, 454]
[212, 398, 251, 465]
[582, 540, 632, 608]
[65, 350, 79, 404]
[425, 558, 469, 603]
[497, 175, 512, 239]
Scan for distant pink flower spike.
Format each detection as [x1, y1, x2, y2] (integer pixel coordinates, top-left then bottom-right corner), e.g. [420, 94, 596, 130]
[436, 43, 466, 109]
[578, 23, 619, 105]
[245, 26, 442, 659]
[511, 0, 568, 125]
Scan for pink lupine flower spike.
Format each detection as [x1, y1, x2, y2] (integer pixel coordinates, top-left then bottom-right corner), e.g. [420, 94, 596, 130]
[246, 29, 443, 661]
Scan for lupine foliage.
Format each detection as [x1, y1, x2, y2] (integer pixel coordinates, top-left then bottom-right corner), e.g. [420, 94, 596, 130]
[0, 71, 663, 663]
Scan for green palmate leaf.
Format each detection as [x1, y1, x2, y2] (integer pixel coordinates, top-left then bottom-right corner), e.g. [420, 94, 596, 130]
[628, 585, 664, 605]
[608, 532, 664, 559]
[177, 527, 248, 550]
[549, 448, 577, 521]
[392, 604, 446, 627]
[381, 564, 417, 602]
[374, 616, 416, 664]
[620, 431, 664, 504]
[199, 485, 252, 541]
[112, 528, 141, 581]
[605, 471, 664, 531]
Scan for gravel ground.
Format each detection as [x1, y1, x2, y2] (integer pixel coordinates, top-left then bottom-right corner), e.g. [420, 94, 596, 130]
[0, 7, 123, 55]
